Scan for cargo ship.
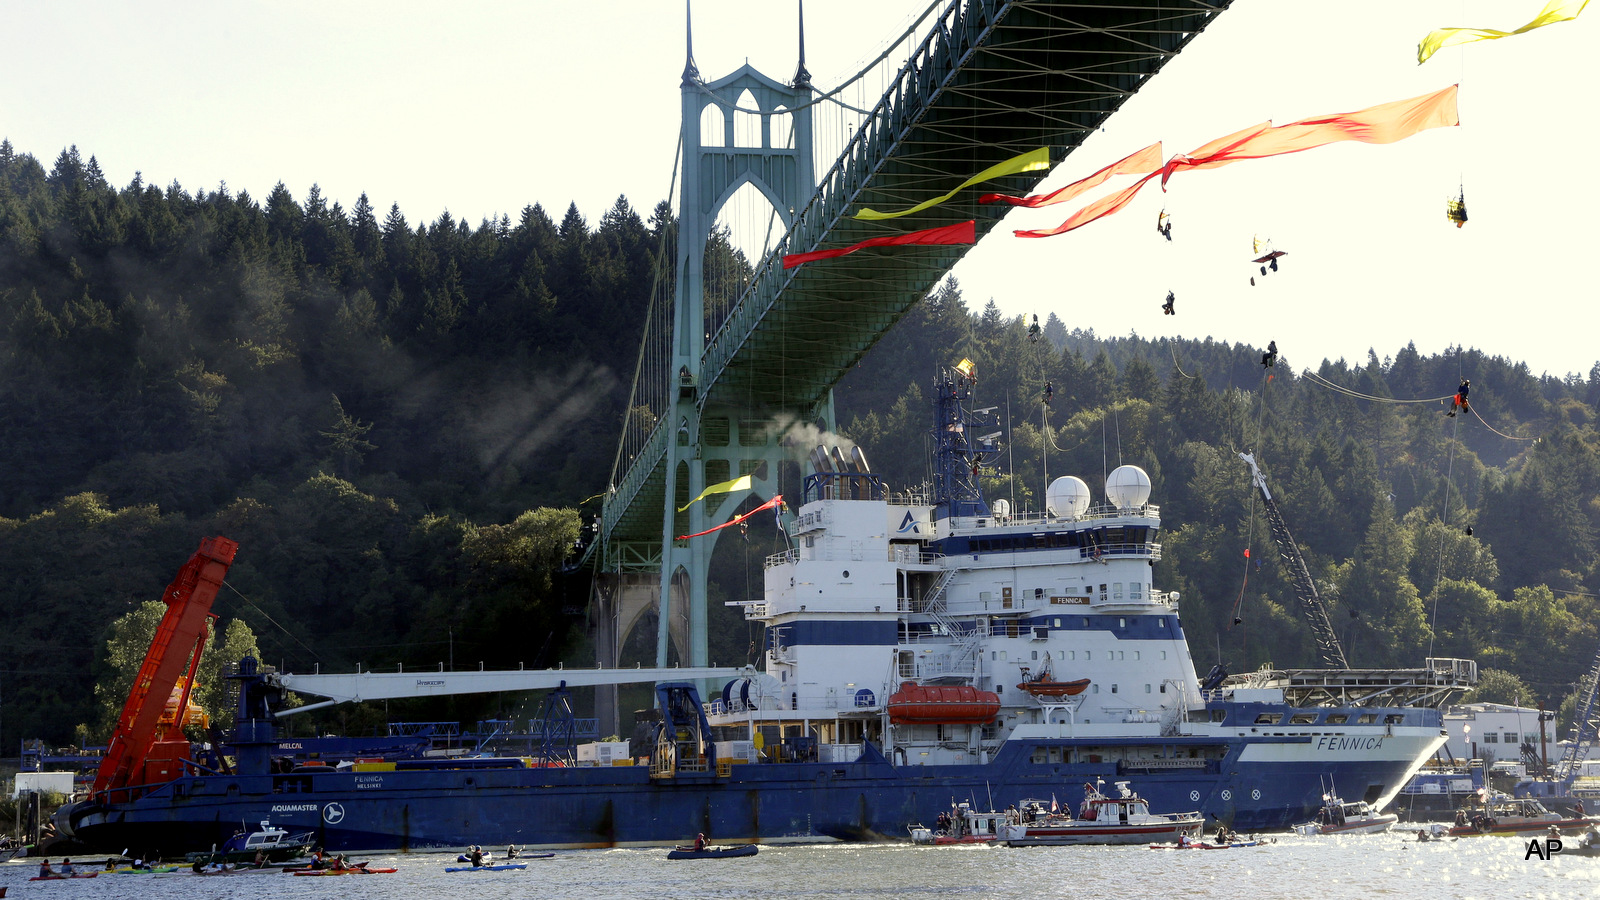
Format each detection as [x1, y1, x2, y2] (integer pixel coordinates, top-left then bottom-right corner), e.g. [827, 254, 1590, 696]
[62, 364, 1458, 854]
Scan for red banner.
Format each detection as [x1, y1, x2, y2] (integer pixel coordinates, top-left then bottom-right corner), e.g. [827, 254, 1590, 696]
[677, 495, 784, 541]
[783, 221, 976, 269]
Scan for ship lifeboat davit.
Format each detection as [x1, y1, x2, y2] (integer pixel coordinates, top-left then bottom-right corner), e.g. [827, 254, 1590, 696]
[886, 682, 1001, 725]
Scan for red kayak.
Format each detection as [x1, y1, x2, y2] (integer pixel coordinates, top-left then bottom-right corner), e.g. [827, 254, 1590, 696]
[293, 866, 397, 876]
[30, 872, 99, 881]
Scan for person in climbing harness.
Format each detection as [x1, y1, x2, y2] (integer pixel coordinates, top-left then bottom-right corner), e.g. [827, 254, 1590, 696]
[1028, 314, 1041, 343]
[1261, 341, 1277, 369]
[1447, 379, 1469, 417]
[1043, 382, 1054, 406]
[1162, 291, 1175, 315]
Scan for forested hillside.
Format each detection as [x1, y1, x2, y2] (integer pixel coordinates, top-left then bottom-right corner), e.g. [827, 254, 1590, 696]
[4, 139, 1599, 746]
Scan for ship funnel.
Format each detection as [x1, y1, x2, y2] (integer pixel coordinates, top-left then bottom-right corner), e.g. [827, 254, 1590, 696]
[1047, 476, 1091, 518]
[1105, 465, 1151, 510]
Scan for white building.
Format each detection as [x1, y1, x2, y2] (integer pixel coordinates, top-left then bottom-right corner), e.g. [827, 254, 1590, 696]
[1442, 703, 1555, 767]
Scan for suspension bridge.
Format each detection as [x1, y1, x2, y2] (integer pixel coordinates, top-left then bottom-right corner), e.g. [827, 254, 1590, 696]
[581, 0, 1235, 730]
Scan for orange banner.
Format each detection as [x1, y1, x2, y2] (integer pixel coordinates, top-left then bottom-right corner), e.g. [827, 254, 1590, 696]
[980, 142, 1162, 208]
[1015, 86, 1459, 239]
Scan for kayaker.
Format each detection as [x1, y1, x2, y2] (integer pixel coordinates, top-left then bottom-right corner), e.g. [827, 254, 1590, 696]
[254, 849, 267, 868]
[469, 846, 484, 868]
[59, 859, 76, 875]
[37, 859, 54, 878]
[693, 833, 707, 851]
[506, 844, 519, 859]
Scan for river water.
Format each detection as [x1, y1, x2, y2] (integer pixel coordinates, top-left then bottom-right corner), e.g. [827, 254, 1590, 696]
[4, 833, 1595, 900]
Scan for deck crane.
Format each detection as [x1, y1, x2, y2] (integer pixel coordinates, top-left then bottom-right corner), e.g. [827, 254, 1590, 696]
[1516, 637, 1600, 807]
[1239, 452, 1349, 669]
[91, 536, 237, 802]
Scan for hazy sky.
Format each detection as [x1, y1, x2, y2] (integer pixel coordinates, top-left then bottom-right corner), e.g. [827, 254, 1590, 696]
[5, 1, 1596, 378]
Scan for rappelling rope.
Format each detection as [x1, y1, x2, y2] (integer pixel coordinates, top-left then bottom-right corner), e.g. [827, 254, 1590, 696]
[1300, 368, 1453, 404]
[1230, 366, 1273, 630]
[1168, 340, 1199, 379]
[1470, 403, 1535, 441]
[1427, 412, 1461, 660]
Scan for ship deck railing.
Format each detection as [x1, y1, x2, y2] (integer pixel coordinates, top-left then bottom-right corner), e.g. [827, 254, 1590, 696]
[1220, 659, 1478, 709]
[947, 503, 1161, 531]
[765, 546, 946, 571]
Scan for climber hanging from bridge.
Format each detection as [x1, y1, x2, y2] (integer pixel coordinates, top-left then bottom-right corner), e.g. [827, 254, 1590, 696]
[1162, 291, 1175, 315]
[1029, 314, 1042, 343]
[1261, 340, 1278, 369]
[1447, 379, 1470, 417]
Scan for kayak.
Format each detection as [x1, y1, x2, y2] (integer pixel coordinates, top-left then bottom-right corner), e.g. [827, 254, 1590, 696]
[30, 873, 100, 881]
[1149, 840, 1266, 850]
[293, 866, 397, 876]
[445, 863, 528, 872]
[110, 865, 181, 873]
[666, 844, 758, 860]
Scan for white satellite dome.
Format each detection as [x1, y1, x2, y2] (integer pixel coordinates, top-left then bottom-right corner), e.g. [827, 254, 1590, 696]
[991, 498, 1011, 520]
[1046, 476, 1091, 518]
[1105, 465, 1151, 510]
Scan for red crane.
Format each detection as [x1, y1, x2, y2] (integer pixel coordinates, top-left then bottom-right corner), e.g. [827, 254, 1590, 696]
[92, 536, 238, 801]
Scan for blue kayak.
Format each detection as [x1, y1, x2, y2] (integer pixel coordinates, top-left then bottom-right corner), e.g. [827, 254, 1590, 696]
[445, 863, 529, 872]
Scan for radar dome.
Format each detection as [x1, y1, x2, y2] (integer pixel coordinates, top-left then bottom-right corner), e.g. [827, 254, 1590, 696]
[1105, 465, 1151, 510]
[991, 498, 1011, 520]
[1046, 476, 1091, 518]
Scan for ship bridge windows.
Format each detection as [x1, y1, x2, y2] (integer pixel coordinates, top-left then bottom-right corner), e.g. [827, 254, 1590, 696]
[1254, 713, 1283, 725]
[1325, 714, 1349, 724]
[1290, 713, 1317, 725]
[1357, 714, 1378, 724]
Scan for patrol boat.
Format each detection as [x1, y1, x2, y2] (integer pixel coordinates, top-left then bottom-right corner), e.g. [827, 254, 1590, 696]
[62, 365, 1457, 853]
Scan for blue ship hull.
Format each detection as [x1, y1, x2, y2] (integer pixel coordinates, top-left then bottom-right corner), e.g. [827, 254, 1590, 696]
[67, 732, 1432, 854]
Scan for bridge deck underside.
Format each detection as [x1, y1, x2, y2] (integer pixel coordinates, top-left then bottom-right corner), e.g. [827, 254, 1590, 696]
[707, 0, 1231, 410]
[603, 0, 1231, 566]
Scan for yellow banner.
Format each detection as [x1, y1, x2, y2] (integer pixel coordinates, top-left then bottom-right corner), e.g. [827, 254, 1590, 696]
[954, 358, 976, 379]
[677, 474, 753, 512]
[1419, 0, 1588, 63]
[854, 147, 1051, 220]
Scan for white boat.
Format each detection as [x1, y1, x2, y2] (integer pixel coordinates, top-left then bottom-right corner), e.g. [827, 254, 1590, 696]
[908, 801, 1004, 845]
[997, 781, 1202, 846]
[1291, 794, 1398, 835]
[1446, 792, 1594, 837]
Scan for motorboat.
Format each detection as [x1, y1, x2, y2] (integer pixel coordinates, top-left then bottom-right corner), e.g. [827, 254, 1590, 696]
[997, 780, 1202, 846]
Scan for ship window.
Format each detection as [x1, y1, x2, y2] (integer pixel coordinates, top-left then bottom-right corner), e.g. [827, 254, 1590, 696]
[1134, 652, 1140, 660]
[1081, 618, 1089, 626]
[1092, 684, 1099, 694]
[1290, 713, 1317, 724]
[1032, 748, 1049, 764]
[1325, 714, 1348, 724]
[1159, 684, 1166, 693]
[1357, 714, 1378, 724]
[1118, 651, 1125, 660]
[1145, 684, 1152, 693]
[1084, 651, 1091, 660]
[1118, 617, 1127, 628]
[1161, 651, 1167, 660]
[1032, 651, 1038, 660]
[1254, 713, 1282, 725]
[1384, 715, 1405, 725]
[991, 651, 996, 660]
[1053, 618, 1061, 628]
[1111, 684, 1118, 693]
[998, 651, 1007, 661]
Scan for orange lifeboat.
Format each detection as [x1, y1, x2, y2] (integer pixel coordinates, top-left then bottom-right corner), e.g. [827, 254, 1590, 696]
[886, 682, 1001, 724]
[1016, 659, 1089, 699]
